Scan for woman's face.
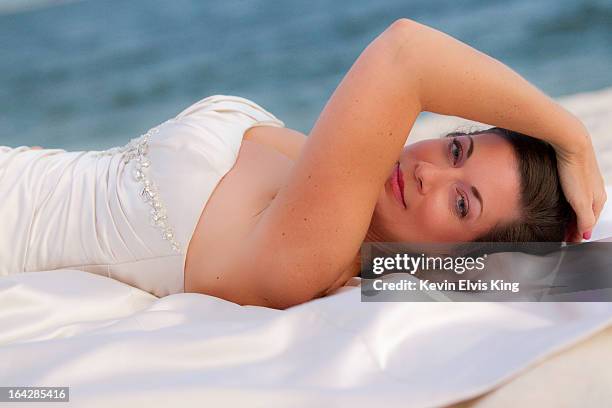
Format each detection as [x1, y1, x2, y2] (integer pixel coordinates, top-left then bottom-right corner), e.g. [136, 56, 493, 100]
[369, 132, 522, 243]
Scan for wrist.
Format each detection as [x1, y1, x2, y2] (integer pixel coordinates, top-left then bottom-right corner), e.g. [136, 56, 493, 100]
[550, 112, 591, 159]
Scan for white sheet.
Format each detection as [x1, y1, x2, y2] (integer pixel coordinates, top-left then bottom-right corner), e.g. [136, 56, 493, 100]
[2, 271, 612, 408]
[2, 87, 612, 407]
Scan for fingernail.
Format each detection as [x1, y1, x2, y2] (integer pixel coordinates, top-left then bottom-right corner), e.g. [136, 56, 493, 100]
[583, 231, 592, 240]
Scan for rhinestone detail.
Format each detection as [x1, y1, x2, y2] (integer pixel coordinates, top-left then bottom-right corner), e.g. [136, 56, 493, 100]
[94, 121, 181, 253]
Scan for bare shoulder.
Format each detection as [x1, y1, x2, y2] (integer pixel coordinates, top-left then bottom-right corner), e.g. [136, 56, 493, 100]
[184, 125, 309, 305]
[243, 125, 308, 162]
[220, 21, 420, 309]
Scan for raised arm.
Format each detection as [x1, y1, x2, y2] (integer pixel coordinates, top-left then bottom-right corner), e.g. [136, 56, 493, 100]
[390, 20, 606, 241]
[396, 20, 589, 144]
[219, 19, 604, 308]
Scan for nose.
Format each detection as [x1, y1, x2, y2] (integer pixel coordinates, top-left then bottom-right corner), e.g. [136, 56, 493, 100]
[414, 161, 448, 195]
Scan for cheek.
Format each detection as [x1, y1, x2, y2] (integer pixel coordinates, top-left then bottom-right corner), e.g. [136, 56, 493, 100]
[408, 192, 460, 242]
[420, 194, 448, 225]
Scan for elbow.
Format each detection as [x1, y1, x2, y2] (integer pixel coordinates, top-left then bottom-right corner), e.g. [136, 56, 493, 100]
[251, 265, 334, 310]
[244, 283, 319, 310]
[383, 17, 427, 52]
[388, 18, 417, 32]
[198, 279, 317, 310]
[265, 292, 319, 310]
[385, 18, 421, 41]
[258, 277, 326, 310]
[380, 18, 426, 110]
[377, 18, 424, 70]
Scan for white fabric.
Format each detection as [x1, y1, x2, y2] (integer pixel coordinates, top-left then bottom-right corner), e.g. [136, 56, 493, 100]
[0, 95, 285, 297]
[1, 269, 612, 407]
[0, 189, 611, 407]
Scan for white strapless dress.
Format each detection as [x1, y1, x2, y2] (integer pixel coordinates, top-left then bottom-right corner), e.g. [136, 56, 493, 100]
[0, 95, 285, 297]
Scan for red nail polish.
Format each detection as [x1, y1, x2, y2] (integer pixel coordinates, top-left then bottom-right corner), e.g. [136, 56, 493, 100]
[583, 231, 592, 240]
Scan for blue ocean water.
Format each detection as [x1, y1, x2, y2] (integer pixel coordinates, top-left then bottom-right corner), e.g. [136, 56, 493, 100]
[1, 0, 611, 149]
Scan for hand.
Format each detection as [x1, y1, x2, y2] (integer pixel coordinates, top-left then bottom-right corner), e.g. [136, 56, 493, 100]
[30, 146, 43, 149]
[555, 132, 607, 243]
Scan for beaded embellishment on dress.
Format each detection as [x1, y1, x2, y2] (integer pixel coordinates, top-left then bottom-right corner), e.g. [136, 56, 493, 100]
[94, 122, 181, 253]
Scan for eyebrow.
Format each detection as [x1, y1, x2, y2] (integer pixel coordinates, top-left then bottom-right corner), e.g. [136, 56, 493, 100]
[466, 134, 474, 158]
[464, 135, 482, 218]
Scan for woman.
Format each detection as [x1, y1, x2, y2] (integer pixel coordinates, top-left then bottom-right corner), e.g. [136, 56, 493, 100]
[0, 19, 606, 309]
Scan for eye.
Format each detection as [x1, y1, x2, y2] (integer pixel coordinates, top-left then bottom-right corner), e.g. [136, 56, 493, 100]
[455, 188, 469, 219]
[449, 137, 463, 165]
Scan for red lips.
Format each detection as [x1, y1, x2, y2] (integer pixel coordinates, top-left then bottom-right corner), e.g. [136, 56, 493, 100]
[392, 162, 406, 208]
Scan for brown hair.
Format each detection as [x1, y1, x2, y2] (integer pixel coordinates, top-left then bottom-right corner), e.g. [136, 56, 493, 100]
[446, 127, 575, 244]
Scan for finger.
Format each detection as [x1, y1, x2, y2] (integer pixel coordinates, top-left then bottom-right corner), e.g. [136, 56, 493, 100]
[589, 189, 607, 234]
[593, 189, 607, 220]
[30, 146, 43, 150]
[575, 202, 596, 240]
[593, 199, 604, 224]
[569, 231, 582, 244]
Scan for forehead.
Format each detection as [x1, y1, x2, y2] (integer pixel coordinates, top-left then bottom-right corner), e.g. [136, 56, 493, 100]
[461, 132, 521, 230]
